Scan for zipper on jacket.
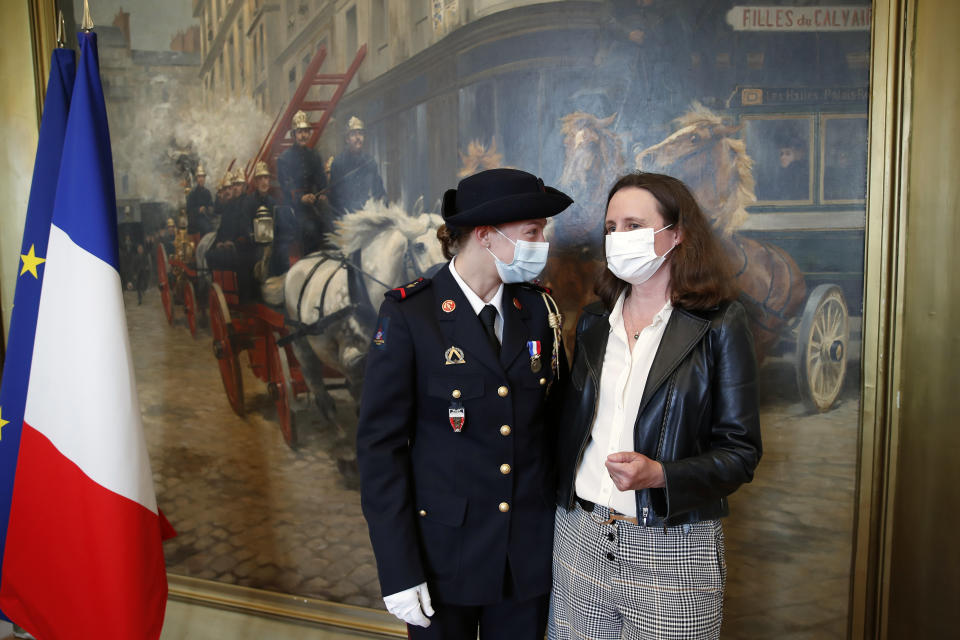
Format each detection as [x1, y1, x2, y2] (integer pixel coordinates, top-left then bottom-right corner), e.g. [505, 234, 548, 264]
[634, 374, 677, 523]
[653, 376, 676, 462]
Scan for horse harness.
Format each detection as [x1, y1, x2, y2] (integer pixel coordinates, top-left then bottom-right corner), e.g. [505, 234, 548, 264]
[729, 237, 799, 333]
[279, 249, 416, 347]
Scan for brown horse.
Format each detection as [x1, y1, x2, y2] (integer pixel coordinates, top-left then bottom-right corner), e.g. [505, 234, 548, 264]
[635, 103, 754, 237]
[557, 111, 623, 211]
[543, 111, 626, 350]
[634, 103, 806, 360]
[457, 139, 508, 178]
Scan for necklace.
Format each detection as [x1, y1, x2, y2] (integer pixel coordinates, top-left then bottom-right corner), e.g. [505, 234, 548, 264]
[623, 304, 643, 341]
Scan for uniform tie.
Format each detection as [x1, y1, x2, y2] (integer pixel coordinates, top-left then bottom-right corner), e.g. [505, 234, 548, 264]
[479, 305, 500, 355]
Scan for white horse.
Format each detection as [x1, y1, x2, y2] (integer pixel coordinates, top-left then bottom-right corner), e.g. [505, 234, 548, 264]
[277, 199, 445, 416]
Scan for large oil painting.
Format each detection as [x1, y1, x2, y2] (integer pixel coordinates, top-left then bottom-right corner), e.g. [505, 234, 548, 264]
[65, 0, 870, 636]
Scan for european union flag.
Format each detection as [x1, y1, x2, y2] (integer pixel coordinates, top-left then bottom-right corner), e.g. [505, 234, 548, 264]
[0, 46, 75, 599]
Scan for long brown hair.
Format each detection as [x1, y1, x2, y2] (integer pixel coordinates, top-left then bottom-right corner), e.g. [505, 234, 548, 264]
[595, 172, 738, 311]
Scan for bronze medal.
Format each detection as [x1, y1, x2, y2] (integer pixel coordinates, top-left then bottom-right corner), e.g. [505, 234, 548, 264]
[530, 355, 542, 373]
[527, 340, 543, 373]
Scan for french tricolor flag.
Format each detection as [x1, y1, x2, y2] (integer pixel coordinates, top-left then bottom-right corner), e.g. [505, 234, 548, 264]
[0, 32, 169, 639]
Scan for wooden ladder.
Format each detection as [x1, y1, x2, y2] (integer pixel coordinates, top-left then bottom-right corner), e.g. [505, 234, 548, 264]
[246, 44, 367, 179]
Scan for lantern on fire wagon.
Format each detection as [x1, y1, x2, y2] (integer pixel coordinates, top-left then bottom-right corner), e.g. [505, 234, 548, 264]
[254, 205, 274, 245]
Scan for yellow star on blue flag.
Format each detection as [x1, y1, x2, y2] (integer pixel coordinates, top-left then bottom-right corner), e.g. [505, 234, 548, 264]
[0, 43, 75, 601]
[19, 244, 46, 278]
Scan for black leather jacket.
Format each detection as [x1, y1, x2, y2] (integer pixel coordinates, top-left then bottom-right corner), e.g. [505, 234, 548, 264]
[555, 299, 762, 528]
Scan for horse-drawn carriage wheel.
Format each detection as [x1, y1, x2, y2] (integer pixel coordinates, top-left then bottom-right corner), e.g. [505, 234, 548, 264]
[183, 280, 198, 338]
[267, 331, 298, 450]
[209, 282, 245, 416]
[156, 244, 173, 326]
[795, 284, 849, 413]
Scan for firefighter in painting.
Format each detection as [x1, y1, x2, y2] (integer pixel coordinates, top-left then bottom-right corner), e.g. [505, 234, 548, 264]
[207, 168, 258, 301]
[186, 163, 214, 235]
[247, 161, 278, 281]
[247, 161, 277, 214]
[277, 110, 331, 261]
[328, 116, 386, 215]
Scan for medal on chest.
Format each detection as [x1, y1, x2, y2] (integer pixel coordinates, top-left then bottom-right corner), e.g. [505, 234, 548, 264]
[448, 399, 465, 432]
[527, 340, 542, 373]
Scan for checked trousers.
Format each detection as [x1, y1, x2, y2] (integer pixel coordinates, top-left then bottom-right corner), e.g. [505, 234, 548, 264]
[548, 502, 726, 640]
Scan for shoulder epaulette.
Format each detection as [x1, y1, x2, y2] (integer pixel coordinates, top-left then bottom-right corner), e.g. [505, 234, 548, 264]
[384, 277, 432, 301]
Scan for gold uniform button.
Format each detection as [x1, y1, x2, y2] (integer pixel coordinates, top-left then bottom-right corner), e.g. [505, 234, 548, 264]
[452, 389, 461, 399]
[539, 378, 547, 386]
[497, 386, 509, 397]
[500, 464, 511, 475]
[500, 425, 511, 436]
[419, 510, 427, 517]
[498, 502, 510, 513]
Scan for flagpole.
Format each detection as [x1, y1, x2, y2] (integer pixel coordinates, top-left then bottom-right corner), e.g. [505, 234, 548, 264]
[56, 11, 65, 48]
[81, 0, 94, 32]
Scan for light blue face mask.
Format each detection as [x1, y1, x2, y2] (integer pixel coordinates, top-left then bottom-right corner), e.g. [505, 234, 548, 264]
[486, 227, 550, 283]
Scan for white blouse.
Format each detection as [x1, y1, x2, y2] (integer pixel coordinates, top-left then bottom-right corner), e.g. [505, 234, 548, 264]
[573, 291, 672, 517]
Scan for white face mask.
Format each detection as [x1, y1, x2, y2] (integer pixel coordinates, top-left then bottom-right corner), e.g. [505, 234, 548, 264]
[604, 224, 675, 285]
[486, 227, 550, 283]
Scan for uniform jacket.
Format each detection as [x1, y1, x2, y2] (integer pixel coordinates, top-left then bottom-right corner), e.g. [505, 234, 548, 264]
[244, 190, 277, 219]
[186, 185, 214, 234]
[277, 144, 327, 206]
[357, 264, 567, 605]
[329, 150, 385, 214]
[556, 299, 761, 528]
[215, 194, 253, 244]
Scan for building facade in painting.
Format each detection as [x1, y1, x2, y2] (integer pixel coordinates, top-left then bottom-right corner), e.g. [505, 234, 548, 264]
[193, 1, 561, 111]
[185, 0, 868, 363]
[97, 13, 202, 210]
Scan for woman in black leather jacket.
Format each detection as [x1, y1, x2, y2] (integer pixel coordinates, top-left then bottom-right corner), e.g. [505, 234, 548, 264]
[548, 172, 761, 640]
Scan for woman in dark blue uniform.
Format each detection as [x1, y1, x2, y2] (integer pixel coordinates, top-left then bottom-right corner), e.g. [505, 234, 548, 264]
[357, 169, 572, 639]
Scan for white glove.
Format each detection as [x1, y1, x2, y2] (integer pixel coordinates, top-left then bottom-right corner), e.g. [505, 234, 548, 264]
[383, 582, 435, 628]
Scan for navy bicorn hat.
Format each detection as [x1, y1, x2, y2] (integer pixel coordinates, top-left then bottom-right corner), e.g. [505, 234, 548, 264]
[441, 168, 573, 227]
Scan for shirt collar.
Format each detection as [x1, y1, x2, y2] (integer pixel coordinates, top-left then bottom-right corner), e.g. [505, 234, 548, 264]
[608, 290, 673, 332]
[449, 257, 504, 317]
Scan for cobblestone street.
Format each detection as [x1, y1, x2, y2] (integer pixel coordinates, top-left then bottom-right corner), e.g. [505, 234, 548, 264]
[127, 287, 859, 636]
[128, 288, 380, 608]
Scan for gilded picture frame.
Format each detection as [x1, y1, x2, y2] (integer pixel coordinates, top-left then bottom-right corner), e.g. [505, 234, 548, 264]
[20, 1, 905, 637]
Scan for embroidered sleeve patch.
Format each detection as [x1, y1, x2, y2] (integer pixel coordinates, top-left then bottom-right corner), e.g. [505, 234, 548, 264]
[372, 316, 390, 349]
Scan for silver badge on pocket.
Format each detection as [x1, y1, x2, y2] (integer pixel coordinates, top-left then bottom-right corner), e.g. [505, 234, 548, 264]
[449, 400, 465, 432]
